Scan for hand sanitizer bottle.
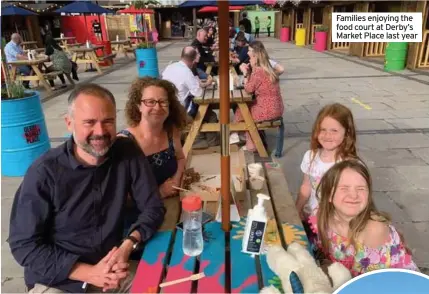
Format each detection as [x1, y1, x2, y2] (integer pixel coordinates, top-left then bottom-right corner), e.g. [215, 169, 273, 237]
[242, 193, 270, 256]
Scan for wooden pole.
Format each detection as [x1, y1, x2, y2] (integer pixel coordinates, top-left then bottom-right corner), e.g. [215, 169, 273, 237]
[218, 0, 231, 232]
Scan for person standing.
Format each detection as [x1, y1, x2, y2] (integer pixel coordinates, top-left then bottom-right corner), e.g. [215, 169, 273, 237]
[239, 12, 252, 35]
[267, 16, 272, 37]
[254, 16, 260, 38]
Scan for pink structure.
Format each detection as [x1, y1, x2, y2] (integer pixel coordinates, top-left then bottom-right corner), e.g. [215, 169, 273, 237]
[280, 27, 290, 42]
[314, 31, 327, 52]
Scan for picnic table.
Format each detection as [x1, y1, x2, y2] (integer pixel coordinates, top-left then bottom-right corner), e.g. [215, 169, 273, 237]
[70, 45, 116, 74]
[7, 58, 74, 93]
[182, 83, 270, 158]
[54, 37, 81, 53]
[21, 41, 38, 50]
[111, 40, 133, 58]
[130, 149, 307, 293]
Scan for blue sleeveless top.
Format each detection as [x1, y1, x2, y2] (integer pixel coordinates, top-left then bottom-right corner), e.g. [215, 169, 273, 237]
[117, 130, 178, 185]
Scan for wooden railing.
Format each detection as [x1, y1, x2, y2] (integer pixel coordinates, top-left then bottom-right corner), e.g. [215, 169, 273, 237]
[332, 42, 350, 50]
[418, 30, 429, 68]
[364, 42, 387, 57]
[311, 24, 323, 44]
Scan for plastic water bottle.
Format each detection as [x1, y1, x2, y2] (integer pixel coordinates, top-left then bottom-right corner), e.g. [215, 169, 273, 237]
[182, 195, 204, 256]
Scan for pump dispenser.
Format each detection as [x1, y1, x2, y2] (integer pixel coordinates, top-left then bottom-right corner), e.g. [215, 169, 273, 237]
[242, 193, 270, 256]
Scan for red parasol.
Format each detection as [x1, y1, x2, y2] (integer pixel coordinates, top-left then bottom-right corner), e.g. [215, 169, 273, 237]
[198, 6, 244, 13]
[117, 6, 155, 14]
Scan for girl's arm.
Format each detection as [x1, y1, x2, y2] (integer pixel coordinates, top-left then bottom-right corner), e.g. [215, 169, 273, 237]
[244, 67, 262, 94]
[295, 174, 311, 220]
[171, 128, 186, 186]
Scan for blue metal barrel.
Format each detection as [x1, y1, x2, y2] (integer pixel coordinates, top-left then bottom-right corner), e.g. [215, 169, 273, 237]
[1, 91, 51, 176]
[136, 47, 159, 78]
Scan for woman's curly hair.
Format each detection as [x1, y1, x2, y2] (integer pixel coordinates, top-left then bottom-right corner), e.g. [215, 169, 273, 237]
[125, 77, 188, 133]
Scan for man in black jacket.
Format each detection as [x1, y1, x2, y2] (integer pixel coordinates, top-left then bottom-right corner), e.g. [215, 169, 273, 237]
[239, 12, 252, 35]
[191, 29, 217, 75]
[8, 84, 166, 293]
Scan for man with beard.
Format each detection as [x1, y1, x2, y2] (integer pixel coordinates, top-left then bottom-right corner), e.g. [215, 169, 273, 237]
[8, 84, 165, 293]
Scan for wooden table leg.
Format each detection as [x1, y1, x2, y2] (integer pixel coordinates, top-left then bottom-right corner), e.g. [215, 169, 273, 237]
[183, 104, 209, 158]
[89, 51, 103, 74]
[237, 103, 268, 157]
[31, 65, 52, 94]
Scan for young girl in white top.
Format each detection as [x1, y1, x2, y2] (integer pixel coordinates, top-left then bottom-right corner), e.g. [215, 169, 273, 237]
[296, 103, 358, 227]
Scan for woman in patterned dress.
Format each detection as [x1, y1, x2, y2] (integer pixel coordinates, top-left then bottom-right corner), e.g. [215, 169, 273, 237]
[237, 40, 284, 151]
[43, 36, 78, 89]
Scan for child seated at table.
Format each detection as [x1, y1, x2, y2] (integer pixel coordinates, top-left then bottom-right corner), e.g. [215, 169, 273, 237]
[308, 159, 419, 277]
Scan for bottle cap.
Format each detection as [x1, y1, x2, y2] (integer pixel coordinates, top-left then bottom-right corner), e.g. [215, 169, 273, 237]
[182, 195, 202, 211]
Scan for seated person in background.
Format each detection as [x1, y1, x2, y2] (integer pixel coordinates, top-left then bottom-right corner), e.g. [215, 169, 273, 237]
[240, 40, 285, 77]
[205, 26, 217, 50]
[231, 33, 249, 75]
[191, 29, 217, 75]
[8, 84, 166, 293]
[163, 46, 219, 149]
[231, 25, 254, 48]
[119, 77, 188, 198]
[308, 160, 419, 277]
[44, 36, 79, 89]
[4, 33, 32, 88]
[237, 40, 284, 152]
[162, 46, 212, 118]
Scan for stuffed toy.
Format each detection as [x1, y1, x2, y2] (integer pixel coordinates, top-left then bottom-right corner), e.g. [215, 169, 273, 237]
[260, 242, 352, 294]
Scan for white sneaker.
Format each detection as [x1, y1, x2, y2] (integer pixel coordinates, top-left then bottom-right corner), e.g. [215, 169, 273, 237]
[229, 132, 240, 144]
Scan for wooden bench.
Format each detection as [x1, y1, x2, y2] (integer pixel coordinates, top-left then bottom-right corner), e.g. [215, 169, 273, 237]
[129, 149, 307, 293]
[97, 53, 117, 66]
[43, 71, 75, 86]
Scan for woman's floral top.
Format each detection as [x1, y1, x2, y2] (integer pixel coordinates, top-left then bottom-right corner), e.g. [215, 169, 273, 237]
[308, 211, 419, 277]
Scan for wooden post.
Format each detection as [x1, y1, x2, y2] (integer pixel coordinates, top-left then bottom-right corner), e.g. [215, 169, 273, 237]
[322, 5, 333, 49]
[193, 8, 197, 38]
[218, 0, 231, 232]
[290, 8, 296, 42]
[303, 7, 311, 45]
[349, 2, 369, 57]
[407, 0, 427, 69]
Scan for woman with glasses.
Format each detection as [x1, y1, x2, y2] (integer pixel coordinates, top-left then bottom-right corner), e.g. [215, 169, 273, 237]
[118, 77, 188, 198]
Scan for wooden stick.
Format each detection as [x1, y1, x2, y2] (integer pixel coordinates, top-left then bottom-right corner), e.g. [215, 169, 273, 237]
[159, 272, 205, 288]
[172, 186, 190, 193]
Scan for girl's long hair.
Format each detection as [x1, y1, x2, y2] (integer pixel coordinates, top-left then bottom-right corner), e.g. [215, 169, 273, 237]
[249, 40, 278, 83]
[310, 103, 357, 163]
[316, 160, 391, 253]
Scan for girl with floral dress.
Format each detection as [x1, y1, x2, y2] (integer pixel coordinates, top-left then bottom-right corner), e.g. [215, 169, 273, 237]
[295, 103, 358, 237]
[308, 160, 418, 276]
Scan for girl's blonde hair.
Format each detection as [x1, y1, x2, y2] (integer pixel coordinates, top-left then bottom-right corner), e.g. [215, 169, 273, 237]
[249, 40, 278, 83]
[311, 103, 357, 162]
[316, 160, 391, 254]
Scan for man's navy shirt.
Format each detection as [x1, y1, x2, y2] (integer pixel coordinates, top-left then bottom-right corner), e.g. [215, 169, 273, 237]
[8, 137, 166, 292]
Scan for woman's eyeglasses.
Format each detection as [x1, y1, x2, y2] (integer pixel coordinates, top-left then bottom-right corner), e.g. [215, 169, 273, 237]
[141, 99, 169, 108]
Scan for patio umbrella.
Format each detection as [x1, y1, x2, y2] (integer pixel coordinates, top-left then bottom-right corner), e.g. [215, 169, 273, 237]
[198, 6, 245, 13]
[1, 4, 38, 32]
[179, 0, 265, 7]
[55, 1, 113, 42]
